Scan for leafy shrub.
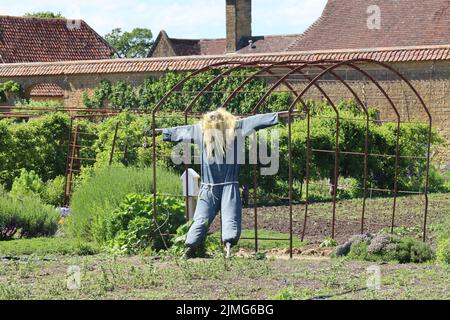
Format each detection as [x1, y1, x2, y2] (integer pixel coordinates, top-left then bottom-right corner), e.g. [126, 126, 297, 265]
[320, 237, 338, 248]
[10, 169, 44, 198]
[41, 176, 66, 207]
[83, 71, 293, 113]
[0, 194, 59, 240]
[248, 100, 444, 202]
[106, 193, 186, 254]
[395, 237, 434, 263]
[347, 242, 370, 261]
[0, 80, 21, 102]
[10, 170, 65, 207]
[0, 113, 71, 188]
[169, 221, 222, 256]
[68, 165, 182, 242]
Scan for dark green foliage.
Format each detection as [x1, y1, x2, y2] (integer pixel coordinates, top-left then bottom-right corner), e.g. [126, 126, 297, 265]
[23, 12, 64, 18]
[0, 81, 22, 102]
[395, 237, 434, 263]
[82, 80, 112, 109]
[105, 28, 153, 58]
[0, 113, 71, 188]
[107, 193, 186, 254]
[244, 99, 444, 201]
[82, 70, 293, 113]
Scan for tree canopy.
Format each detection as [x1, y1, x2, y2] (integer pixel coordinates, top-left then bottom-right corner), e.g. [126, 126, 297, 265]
[24, 12, 65, 18]
[105, 28, 154, 59]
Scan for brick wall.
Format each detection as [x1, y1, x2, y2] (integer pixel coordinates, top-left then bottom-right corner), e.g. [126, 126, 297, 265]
[226, 0, 252, 52]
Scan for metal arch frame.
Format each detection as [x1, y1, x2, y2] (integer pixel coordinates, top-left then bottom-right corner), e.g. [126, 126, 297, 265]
[179, 60, 341, 254]
[151, 59, 336, 222]
[151, 58, 433, 252]
[247, 64, 373, 240]
[285, 59, 432, 241]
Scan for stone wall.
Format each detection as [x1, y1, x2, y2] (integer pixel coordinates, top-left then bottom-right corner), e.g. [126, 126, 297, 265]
[289, 61, 450, 163]
[1, 60, 450, 162]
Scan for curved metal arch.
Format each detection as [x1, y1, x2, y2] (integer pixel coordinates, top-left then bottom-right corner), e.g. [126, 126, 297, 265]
[183, 60, 306, 115]
[178, 60, 305, 226]
[213, 61, 343, 249]
[241, 63, 372, 239]
[218, 62, 345, 240]
[247, 60, 403, 239]
[150, 58, 432, 245]
[284, 61, 402, 237]
[347, 59, 432, 241]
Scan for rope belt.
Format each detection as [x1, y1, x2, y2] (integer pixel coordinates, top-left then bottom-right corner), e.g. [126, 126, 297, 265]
[201, 181, 239, 187]
[200, 181, 239, 204]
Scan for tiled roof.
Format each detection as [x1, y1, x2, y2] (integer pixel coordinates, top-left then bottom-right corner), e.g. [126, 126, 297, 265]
[149, 31, 299, 57]
[171, 38, 227, 56]
[288, 0, 450, 52]
[29, 83, 64, 97]
[2, 45, 450, 77]
[0, 15, 115, 63]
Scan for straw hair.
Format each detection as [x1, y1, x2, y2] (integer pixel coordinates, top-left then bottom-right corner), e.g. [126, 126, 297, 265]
[201, 108, 237, 160]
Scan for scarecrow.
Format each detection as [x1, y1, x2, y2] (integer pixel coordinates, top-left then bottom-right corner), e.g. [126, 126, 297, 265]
[162, 108, 282, 258]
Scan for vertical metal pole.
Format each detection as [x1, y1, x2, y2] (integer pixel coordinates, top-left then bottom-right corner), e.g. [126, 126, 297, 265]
[288, 110, 293, 258]
[152, 112, 157, 219]
[331, 117, 340, 239]
[253, 162, 258, 253]
[109, 122, 120, 166]
[391, 122, 401, 234]
[66, 125, 79, 205]
[63, 117, 73, 207]
[302, 107, 311, 242]
[423, 124, 433, 241]
[184, 113, 190, 221]
[361, 117, 369, 234]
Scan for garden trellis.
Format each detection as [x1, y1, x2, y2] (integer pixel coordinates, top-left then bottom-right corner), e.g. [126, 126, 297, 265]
[151, 59, 433, 257]
[0, 58, 434, 257]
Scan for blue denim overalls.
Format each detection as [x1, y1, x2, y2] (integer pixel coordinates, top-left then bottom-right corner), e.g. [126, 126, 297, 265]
[163, 112, 279, 248]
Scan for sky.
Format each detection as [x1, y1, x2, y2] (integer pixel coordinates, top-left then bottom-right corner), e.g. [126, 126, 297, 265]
[0, 0, 328, 38]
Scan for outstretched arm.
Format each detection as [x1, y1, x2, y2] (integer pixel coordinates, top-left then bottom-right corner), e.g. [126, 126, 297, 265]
[162, 124, 200, 144]
[239, 112, 280, 137]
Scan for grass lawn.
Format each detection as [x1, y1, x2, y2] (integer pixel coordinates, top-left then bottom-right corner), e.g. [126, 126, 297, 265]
[0, 193, 448, 300]
[0, 254, 448, 300]
[0, 238, 99, 257]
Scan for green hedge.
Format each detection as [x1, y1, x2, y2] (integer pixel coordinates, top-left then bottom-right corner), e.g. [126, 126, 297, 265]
[0, 113, 70, 188]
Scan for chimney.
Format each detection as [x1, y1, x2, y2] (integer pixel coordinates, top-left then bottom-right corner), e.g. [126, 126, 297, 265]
[226, 0, 252, 53]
